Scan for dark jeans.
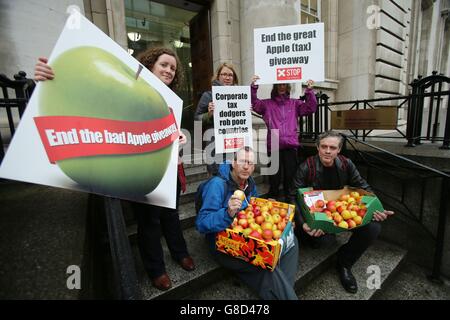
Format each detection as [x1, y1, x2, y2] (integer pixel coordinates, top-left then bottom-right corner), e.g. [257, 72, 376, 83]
[296, 222, 382, 268]
[132, 180, 190, 278]
[268, 148, 298, 200]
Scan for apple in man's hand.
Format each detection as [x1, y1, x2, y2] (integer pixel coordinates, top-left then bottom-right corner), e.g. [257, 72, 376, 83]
[233, 190, 246, 201]
[39, 46, 174, 196]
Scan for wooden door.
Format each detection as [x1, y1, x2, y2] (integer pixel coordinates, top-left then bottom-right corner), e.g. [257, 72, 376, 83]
[189, 7, 213, 109]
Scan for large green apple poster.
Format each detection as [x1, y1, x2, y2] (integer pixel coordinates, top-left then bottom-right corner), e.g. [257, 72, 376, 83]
[0, 14, 183, 209]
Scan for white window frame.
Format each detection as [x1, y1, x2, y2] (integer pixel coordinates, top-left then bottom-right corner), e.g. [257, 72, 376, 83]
[300, 0, 321, 23]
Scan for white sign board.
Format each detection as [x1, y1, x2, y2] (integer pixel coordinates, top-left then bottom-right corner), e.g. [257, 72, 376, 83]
[254, 23, 324, 84]
[213, 86, 253, 154]
[0, 14, 183, 209]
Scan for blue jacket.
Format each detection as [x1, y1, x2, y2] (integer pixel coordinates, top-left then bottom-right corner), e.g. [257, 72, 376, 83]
[196, 162, 259, 253]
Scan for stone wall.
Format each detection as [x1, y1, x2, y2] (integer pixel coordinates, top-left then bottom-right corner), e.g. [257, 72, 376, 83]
[0, 0, 84, 79]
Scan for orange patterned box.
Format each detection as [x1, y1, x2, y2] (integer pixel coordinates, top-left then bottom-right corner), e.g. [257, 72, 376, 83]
[215, 197, 296, 271]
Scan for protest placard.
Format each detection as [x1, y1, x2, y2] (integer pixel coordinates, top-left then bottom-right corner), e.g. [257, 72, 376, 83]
[213, 86, 253, 154]
[0, 13, 182, 208]
[254, 23, 324, 84]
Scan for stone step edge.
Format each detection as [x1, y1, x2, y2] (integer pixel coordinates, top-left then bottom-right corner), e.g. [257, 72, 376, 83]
[154, 232, 351, 300]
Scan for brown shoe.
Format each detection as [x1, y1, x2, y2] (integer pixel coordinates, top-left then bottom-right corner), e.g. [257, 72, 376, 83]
[151, 273, 172, 291]
[179, 256, 195, 271]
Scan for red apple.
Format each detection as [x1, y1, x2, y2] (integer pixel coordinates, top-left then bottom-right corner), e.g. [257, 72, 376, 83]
[249, 230, 262, 240]
[273, 229, 282, 239]
[270, 207, 280, 215]
[347, 219, 356, 229]
[237, 211, 246, 220]
[232, 225, 244, 233]
[261, 221, 273, 230]
[255, 216, 265, 225]
[262, 229, 273, 241]
[238, 218, 248, 229]
[314, 199, 325, 209]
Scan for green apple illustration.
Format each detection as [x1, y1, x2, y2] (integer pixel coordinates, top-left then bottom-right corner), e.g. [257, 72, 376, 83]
[38, 46, 174, 196]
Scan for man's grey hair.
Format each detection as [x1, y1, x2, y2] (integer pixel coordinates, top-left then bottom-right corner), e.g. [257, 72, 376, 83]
[316, 131, 344, 149]
[233, 146, 254, 161]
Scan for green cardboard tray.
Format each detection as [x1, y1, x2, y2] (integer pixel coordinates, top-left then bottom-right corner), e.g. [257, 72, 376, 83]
[296, 187, 384, 234]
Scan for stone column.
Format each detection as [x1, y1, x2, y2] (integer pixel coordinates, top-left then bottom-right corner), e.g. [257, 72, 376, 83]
[322, 0, 338, 81]
[106, 0, 127, 50]
[210, 0, 241, 78]
[337, 0, 377, 101]
[84, 0, 127, 49]
[426, 0, 442, 75]
[240, 0, 300, 93]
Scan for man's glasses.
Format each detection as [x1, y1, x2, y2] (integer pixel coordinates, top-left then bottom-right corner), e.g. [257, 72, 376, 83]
[220, 73, 234, 78]
[236, 160, 255, 166]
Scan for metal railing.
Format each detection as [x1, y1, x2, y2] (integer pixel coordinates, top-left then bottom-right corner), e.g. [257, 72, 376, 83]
[343, 135, 449, 282]
[297, 72, 450, 149]
[0, 71, 35, 162]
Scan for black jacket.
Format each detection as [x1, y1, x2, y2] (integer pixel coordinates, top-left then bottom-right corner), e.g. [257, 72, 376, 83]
[194, 79, 223, 131]
[288, 154, 373, 206]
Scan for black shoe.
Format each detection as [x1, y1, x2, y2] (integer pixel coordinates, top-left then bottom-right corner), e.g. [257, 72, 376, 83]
[337, 264, 358, 293]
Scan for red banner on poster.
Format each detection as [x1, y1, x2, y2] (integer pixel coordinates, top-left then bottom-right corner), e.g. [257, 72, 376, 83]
[34, 112, 179, 163]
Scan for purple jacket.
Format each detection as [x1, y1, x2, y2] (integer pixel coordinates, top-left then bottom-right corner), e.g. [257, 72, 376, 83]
[251, 85, 317, 152]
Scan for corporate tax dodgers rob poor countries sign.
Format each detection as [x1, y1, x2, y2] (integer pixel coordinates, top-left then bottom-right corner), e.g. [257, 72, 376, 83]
[213, 86, 253, 154]
[254, 23, 324, 84]
[0, 14, 183, 209]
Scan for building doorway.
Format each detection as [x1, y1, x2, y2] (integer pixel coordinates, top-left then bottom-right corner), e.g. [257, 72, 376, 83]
[124, 0, 212, 132]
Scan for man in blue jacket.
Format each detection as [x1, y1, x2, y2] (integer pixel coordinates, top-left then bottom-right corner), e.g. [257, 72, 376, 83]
[196, 146, 299, 300]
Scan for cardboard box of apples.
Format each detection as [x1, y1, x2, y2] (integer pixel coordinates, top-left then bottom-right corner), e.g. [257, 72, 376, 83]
[215, 193, 296, 271]
[296, 186, 384, 234]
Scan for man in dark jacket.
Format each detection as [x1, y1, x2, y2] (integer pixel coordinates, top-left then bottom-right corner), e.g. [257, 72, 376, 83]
[196, 147, 299, 300]
[288, 131, 394, 294]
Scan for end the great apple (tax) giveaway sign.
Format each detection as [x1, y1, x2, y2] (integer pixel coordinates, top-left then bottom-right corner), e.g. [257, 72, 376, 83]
[212, 86, 253, 154]
[254, 23, 324, 85]
[0, 14, 183, 209]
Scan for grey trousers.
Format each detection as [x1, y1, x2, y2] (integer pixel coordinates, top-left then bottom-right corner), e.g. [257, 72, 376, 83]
[213, 237, 299, 300]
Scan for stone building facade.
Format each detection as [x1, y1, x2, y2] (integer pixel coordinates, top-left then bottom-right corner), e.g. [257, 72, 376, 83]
[1, 0, 448, 123]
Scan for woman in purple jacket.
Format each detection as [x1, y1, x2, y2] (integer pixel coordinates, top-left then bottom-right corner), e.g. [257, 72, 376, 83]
[251, 76, 317, 201]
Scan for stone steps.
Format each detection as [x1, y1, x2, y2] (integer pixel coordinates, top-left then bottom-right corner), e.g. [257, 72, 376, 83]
[125, 161, 409, 300]
[188, 233, 351, 300]
[134, 221, 407, 300]
[298, 240, 407, 300]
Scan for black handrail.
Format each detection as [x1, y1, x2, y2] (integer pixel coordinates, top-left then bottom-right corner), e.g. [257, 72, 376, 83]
[0, 71, 35, 162]
[343, 134, 449, 282]
[104, 197, 141, 299]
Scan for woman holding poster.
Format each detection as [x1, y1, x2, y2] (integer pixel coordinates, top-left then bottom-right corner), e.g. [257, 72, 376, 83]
[250, 76, 317, 202]
[35, 47, 195, 292]
[194, 63, 239, 175]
